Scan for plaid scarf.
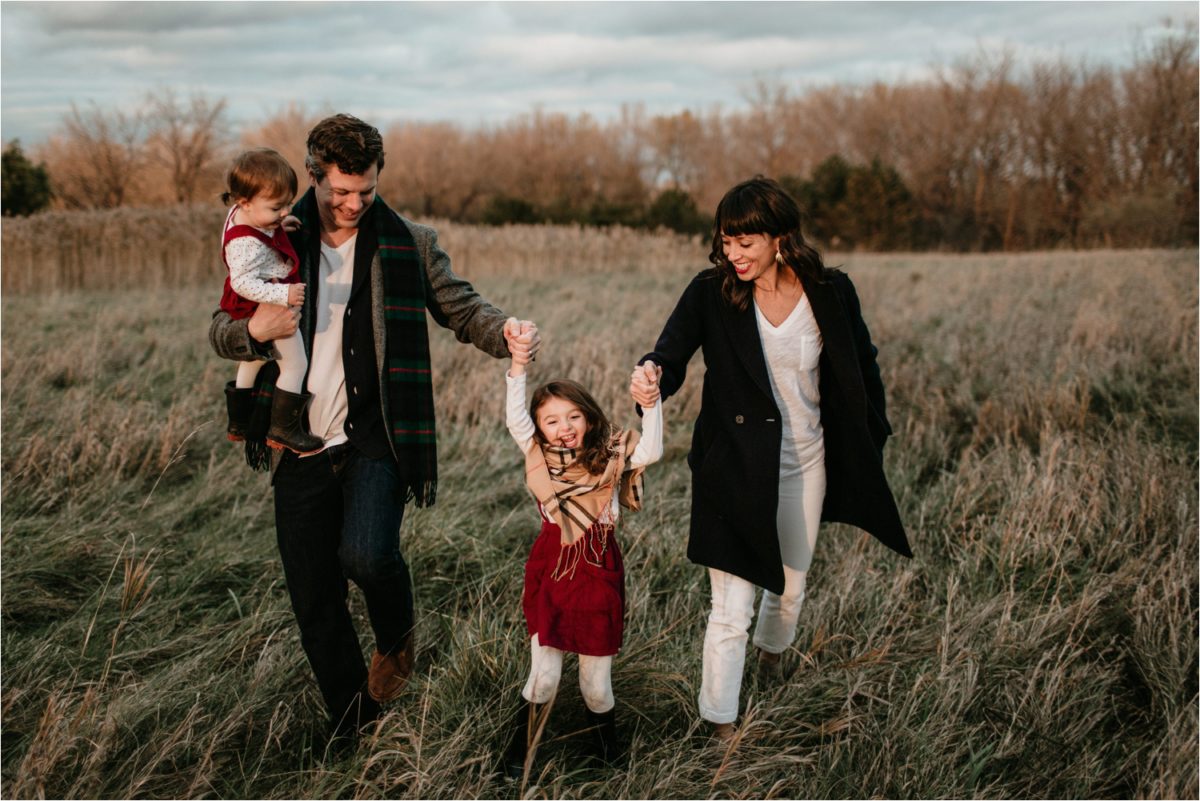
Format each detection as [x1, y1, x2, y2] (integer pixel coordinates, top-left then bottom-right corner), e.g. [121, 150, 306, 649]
[525, 429, 644, 542]
[242, 192, 438, 506]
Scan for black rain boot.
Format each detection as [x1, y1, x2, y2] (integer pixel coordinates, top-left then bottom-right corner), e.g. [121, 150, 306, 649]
[266, 387, 324, 454]
[501, 698, 545, 780]
[224, 381, 255, 442]
[585, 706, 623, 766]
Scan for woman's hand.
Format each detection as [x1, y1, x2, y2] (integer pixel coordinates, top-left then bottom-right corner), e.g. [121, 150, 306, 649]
[247, 302, 300, 343]
[630, 361, 662, 407]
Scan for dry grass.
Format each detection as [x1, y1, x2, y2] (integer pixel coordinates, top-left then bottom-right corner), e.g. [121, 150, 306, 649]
[0, 205, 702, 294]
[1, 244, 1196, 798]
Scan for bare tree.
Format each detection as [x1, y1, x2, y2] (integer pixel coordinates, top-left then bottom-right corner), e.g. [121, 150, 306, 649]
[145, 89, 230, 204]
[45, 102, 145, 209]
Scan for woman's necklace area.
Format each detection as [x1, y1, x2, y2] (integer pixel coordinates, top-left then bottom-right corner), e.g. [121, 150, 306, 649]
[754, 273, 803, 326]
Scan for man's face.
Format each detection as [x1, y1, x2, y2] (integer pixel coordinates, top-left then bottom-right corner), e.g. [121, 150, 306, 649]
[311, 163, 378, 232]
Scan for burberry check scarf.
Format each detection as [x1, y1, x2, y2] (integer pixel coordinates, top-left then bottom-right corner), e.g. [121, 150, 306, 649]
[524, 428, 645, 548]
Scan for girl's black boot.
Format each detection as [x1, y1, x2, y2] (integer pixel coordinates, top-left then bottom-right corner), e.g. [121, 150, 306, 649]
[501, 698, 544, 780]
[266, 387, 323, 454]
[225, 381, 255, 442]
[585, 707, 623, 766]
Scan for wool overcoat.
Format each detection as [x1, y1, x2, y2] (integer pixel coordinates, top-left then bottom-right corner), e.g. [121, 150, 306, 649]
[641, 268, 911, 595]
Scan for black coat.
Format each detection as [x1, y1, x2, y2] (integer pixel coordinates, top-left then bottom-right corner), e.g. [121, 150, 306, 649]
[642, 268, 911, 594]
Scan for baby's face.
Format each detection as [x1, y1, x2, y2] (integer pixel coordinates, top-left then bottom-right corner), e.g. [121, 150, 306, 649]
[239, 192, 293, 231]
[536, 396, 588, 450]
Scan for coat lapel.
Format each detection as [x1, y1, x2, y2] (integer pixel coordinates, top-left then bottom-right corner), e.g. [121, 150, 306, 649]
[803, 274, 865, 413]
[717, 292, 775, 402]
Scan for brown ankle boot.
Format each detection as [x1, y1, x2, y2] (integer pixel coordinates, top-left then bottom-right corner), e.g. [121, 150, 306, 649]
[266, 387, 323, 454]
[367, 632, 415, 702]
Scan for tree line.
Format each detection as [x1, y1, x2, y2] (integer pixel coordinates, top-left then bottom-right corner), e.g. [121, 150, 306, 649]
[4, 26, 1196, 251]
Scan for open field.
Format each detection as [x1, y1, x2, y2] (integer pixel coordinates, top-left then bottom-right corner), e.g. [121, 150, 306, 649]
[2, 247, 1197, 798]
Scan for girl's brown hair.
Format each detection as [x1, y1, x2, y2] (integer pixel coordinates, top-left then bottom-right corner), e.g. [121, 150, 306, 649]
[529, 379, 613, 475]
[708, 176, 830, 312]
[221, 147, 298, 205]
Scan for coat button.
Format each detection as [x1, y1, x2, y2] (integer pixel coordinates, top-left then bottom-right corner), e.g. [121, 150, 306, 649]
[735, 415, 744, 424]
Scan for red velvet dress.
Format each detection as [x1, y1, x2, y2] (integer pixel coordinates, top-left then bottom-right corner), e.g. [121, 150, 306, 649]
[219, 209, 301, 321]
[522, 510, 625, 657]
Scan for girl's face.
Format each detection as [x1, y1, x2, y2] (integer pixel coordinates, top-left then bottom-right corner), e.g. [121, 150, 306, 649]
[536, 396, 589, 450]
[721, 231, 781, 283]
[238, 192, 293, 231]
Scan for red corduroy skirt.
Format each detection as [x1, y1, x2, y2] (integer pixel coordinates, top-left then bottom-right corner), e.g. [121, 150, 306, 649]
[522, 518, 625, 657]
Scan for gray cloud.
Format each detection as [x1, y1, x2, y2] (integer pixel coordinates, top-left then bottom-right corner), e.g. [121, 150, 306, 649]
[2, 1, 1193, 145]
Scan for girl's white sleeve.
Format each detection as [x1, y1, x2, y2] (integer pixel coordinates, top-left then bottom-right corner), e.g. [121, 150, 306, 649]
[225, 237, 292, 307]
[506, 371, 536, 452]
[629, 399, 663, 468]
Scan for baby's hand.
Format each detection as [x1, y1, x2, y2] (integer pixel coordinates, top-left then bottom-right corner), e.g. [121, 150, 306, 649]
[282, 215, 302, 233]
[287, 283, 306, 306]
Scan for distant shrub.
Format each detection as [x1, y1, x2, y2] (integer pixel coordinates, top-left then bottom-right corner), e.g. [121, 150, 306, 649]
[2, 141, 52, 217]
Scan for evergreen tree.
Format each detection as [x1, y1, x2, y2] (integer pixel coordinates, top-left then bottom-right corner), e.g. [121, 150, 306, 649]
[2, 141, 52, 216]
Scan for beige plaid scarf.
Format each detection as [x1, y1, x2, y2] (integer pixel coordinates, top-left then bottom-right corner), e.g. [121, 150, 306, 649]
[524, 428, 645, 551]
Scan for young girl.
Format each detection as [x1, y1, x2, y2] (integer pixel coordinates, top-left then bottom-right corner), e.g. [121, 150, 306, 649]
[219, 147, 322, 455]
[500, 323, 663, 777]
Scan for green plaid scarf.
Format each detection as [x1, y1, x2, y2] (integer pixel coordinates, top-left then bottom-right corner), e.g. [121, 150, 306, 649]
[243, 191, 438, 506]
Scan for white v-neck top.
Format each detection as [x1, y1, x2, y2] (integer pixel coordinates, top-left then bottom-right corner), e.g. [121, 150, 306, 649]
[754, 292, 824, 476]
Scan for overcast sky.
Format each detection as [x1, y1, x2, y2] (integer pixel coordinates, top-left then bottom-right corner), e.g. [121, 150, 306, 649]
[1, 1, 1194, 146]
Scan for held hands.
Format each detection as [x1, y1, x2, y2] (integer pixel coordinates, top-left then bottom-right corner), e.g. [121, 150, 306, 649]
[630, 361, 662, 408]
[247, 302, 300, 343]
[504, 317, 541, 376]
[287, 283, 307, 306]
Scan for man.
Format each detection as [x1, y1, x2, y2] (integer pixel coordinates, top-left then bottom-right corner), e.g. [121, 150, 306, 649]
[209, 114, 538, 741]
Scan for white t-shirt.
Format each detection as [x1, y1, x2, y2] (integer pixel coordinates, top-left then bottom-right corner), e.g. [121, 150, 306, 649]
[305, 235, 357, 448]
[755, 293, 824, 476]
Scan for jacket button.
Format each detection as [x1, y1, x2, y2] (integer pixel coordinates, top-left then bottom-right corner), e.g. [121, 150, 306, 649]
[735, 415, 744, 424]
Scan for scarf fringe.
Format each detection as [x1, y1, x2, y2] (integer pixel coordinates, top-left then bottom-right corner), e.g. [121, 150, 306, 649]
[551, 522, 612, 582]
[244, 439, 271, 472]
[406, 480, 438, 508]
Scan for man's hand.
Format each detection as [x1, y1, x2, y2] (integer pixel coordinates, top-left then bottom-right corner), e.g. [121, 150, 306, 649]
[247, 302, 300, 343]
[630, 361, 662, 407]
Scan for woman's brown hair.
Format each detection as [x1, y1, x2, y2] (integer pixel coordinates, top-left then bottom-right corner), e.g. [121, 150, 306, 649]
[529, 379, 613, 475]
[708, 176, 829, 312]
[221, 147, 297, 206]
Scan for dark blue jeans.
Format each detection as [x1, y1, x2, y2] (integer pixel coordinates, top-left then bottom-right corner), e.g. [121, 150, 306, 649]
[273, 442, 414, 735]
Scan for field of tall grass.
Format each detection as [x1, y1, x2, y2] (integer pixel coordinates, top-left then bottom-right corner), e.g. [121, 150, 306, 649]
[2, 231, 1196, 798]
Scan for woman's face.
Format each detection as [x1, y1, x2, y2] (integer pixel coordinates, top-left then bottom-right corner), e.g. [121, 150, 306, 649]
[536, 396, 589, 450]
[721, 231, 781, 283]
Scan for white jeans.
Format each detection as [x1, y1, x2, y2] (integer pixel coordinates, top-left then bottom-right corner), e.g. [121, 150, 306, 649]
[521, 634, 614, 713]
[698, 461, 826, 724]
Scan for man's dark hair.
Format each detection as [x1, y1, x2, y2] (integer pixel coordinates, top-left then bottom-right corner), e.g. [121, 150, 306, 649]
[305, 114, 386, 182]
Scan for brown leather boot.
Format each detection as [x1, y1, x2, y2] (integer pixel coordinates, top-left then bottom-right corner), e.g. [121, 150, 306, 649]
[224, 382, 255, 442]
[266, 387, 323, 454]
[367, 632, 414, 702]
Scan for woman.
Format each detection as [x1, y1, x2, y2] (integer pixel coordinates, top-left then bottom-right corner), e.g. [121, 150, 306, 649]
[630, 177, 911, 739]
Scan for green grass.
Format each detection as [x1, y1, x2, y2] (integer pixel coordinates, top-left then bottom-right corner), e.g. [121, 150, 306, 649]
[2, 249, 1197, 798]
